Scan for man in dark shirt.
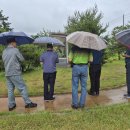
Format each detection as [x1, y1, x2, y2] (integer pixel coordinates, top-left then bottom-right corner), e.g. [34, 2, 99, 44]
[123, 49, 130, 98]
[88, 50, 103, 96]
[40, 44, 59, 101]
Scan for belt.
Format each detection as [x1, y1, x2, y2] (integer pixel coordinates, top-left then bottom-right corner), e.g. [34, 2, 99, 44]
[73, 63, 88, 65]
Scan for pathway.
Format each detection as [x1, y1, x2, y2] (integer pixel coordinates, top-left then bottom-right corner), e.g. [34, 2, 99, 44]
[0, 86, 129, 113]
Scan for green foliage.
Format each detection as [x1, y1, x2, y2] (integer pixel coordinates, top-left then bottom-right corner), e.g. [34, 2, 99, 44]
[0, 60, 125, 96]
[65, 5, 108, 35]
[0, 104, 130, 130]
[18, 44, 44, 72]
[109, 24, 130, 60]
[32, 28, 49, 39]
[0, 10, 12, 33]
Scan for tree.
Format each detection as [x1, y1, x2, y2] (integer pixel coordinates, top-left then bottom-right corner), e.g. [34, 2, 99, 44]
[32, 28, 49, 39]
[110, 23, 130, 60]
[64, 5, 108, 35]
[0, 10, 12, 33]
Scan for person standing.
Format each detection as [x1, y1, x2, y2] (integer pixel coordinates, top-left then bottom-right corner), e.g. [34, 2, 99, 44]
[2, 37, 37, 111]
[40, 44, 59, 101]
[88, 50, 103, 96]
[123, 49, 130, 98]
[68, 46, 92, 109]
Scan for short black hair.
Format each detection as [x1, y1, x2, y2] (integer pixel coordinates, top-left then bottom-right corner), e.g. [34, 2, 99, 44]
[7, 37, 16, 44]
[47, 43, 53, 48]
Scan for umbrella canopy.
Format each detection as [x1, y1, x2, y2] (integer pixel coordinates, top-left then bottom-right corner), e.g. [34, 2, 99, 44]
[0, 31, 34, 45]
[115, 29, 130, 48]
[66, 31, 107, 50]
[33, 36, 65, 46]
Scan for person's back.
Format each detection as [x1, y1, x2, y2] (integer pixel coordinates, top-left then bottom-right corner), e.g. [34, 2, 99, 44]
[41, 50, 59, 73]
[68, 46, 92, 109]
[40, 44, 59, 101]
[2, 37, 37, 111]
[89, 50, 103, 96]
[2, 46, 24, 76]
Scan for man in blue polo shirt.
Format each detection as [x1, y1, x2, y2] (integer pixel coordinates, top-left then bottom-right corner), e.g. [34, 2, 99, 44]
[40, 44, 59, 101]
[88, 50, 103, 96]
[123, 49, 130, 98]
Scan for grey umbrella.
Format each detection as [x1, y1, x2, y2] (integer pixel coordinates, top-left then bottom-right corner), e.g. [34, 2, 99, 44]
[66, 31, 107, 50]
[115, 29, 130, 48]
[33, 36, 65, 46]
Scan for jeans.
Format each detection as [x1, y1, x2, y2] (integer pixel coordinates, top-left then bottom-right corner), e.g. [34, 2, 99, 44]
[6, 75, 31, 108]
[72, 65, 88, 107]
[126, 62, 130, 95]
[43, 72, 56, 99]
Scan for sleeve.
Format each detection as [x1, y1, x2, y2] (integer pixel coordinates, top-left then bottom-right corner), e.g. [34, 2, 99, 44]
[56, 53, 59, 63]
[40, 54, 44, 62]
[68, 51, 73, 62]
[16, 49, 25, 62]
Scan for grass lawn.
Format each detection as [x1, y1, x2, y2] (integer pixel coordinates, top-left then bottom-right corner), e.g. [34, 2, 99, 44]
[0, 103, 130, 130]
[0, 60, 126, 97]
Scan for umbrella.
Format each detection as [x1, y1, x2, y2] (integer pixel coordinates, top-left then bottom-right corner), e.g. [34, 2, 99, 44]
[115, 29, 130, 48]
[33, 36, 65, 46]
[0, 31, 34, 45]
[66, 31, 107, 50]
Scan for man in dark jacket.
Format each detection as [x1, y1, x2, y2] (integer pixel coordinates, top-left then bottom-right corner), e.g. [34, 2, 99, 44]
[89, 50, 103, 96]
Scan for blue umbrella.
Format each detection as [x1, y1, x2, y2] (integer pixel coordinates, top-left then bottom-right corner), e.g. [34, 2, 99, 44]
[0, 31, 34, 45]
[33, 36, 65, 46]
[115, 29, 130, 49]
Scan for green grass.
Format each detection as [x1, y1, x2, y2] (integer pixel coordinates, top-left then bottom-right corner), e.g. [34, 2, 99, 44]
[0, 60, 126, 96]
[0, 103, 130, 130]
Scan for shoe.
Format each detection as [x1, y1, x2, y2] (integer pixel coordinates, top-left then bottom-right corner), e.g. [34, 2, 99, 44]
[44, 97, 55, 101]
[49, 97, 55, 100]
[9, 104, 16, 111]
[71, 105, 78, 109]
[25, 102, 37, 108]
[88, 91, 96, 96]
[124, 94, 127, 97]
[44, 98, 50, 101]
[123, 94, 130, 99]
[95, 92, 99, 96]
[127, 95, 130, 99]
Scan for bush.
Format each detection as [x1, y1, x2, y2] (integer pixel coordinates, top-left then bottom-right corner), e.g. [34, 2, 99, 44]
[0, 44, 45, 72]
[18, 44, 44, 72]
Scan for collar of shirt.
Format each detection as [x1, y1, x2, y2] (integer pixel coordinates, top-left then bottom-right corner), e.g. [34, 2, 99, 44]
[7, 45, 14, 48]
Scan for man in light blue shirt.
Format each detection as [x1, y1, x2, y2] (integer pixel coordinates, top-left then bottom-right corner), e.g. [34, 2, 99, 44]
[2, 37, 37, 111]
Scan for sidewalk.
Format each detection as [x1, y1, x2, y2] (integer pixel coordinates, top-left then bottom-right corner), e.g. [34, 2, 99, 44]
[0, 86, 129, 113]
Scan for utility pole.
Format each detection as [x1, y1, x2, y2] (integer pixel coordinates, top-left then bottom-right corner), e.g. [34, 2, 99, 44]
[123, 14, 125, 27]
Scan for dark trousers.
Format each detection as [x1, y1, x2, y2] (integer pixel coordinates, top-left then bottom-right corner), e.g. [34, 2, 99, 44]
[126, 62, 130, 95]
[43, 72, 56, 99]
[89, 64, 101, 93]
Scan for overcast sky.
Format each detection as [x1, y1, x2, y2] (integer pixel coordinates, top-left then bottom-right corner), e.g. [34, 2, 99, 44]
[0, 0, 130, 35]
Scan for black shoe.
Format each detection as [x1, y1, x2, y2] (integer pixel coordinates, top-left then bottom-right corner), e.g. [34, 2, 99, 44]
[44, 98, 50, 101]
[9, 104, 16, 111]
[88, 91, 96, 96]
[25, 102, 37, 108]
[49, 97, 55, 100]
[71, 105, 78, 109]
[95, 92, 99, 96]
